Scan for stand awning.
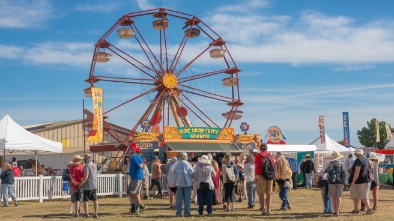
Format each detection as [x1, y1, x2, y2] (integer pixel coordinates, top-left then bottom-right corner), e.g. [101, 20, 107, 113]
[166, 142, 240, 153]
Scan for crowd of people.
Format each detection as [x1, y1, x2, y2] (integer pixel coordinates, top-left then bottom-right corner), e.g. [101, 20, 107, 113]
[0, 143, 383, 218]
[121, 143, 381, 217]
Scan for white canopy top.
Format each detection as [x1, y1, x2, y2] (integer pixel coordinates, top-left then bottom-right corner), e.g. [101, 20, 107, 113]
[384, 133, 394, 149]
[310, 133, 352, 152]
[267, 144, 317, 152]
[0, 115, 62, 154]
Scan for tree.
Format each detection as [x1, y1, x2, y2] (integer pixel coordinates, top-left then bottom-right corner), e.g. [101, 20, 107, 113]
[357, 118, 394, 149]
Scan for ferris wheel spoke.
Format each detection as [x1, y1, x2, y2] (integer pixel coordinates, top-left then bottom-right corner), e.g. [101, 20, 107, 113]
[178, 69, 227, 83]
[107, 46, 157, 79]
[175, 45, 211, 77]
[169, 36, 186, 73]
[178, 83, 234, 101]
[180, 89, 232, 103]
[95, 76, 156, 85]
[132, 24, 165, 75]
[178, 94, 219, 127]
[104, 86, 158, 114]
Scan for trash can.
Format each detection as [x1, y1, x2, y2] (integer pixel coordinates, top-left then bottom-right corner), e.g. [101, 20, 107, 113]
[379, 173, 388, 185]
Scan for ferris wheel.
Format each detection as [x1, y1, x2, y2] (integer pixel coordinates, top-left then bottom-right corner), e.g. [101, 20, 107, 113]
[85, 8, 243, 143]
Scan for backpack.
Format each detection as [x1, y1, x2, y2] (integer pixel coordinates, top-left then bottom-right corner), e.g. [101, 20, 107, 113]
[62, 169, 70, 181]
[327, 162, 342, 183]
[262, 153, 275, 180]
[224, 165, 236, 183]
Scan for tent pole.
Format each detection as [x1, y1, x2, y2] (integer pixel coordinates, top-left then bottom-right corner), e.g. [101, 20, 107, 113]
[35, 151, 38, 176]
[83, 99, 86, 156]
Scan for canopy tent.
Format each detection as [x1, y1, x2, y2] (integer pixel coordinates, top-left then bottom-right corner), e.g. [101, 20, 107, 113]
[310, 133, 354, 152]
[267, 144, 317, 152]
[0, 115, 62, 154]
[384, 133, 394, 149]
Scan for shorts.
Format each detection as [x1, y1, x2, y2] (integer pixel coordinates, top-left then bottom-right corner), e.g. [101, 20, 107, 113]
[223, 183, 236, 203]
[142, 177, 148, 190]
[83, 189, 97, 201]
[256, 175, 273, 195]
[328, 184, 344, 197]
[70, 188, 81, 203]
[128, 179, 143, 194]
[350, 183, 370, 200]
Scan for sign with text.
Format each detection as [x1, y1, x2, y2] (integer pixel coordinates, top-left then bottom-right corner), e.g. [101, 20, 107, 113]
[164, 126, 234, 140]
[342, 112, 350, 148]
[318, 115, 325, 144]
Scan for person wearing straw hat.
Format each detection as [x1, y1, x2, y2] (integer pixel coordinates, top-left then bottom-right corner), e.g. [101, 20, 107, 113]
[69, 155, 84, 218]
[324, 151, 345, 216]
[361, 152, 380, 212]
[349, 149, 373, 215]
[193, 155, 215, 217]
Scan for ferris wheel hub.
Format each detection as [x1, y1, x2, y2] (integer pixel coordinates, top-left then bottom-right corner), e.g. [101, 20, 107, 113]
[163, 73, 178, 89]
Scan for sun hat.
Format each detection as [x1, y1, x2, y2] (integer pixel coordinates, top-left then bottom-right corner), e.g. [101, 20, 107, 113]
[306, 154, 311, 158]
[198, 155, 211, 164]
[330, 151, 343, 160]
[369, 152, 379, 161]
[355, 149, 364, 155]
[72, 155, 84, 163]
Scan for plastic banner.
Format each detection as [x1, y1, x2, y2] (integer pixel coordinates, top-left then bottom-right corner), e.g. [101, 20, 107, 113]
[87, 88, 103, 142]
[342, 112, 350, 148]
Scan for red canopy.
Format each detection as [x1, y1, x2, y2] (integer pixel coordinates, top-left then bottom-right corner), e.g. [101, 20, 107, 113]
[376, 149, 394, 154]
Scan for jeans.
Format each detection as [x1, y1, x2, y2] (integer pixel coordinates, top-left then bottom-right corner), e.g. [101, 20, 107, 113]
[321, 184, 333, 213]
[197, 189, 213, 215]
[246, 181, 256, 206]
[1, 184, 17, 206]
[305, 172, 314, 188]
[151, 178, 163, 196]
[279, 187, 290, 208]
[291, 172, 298, 190]
[176, 186, 192, 217]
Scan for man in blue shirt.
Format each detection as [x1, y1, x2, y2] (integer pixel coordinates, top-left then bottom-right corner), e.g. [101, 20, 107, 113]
[128, 145, 146, 215]
[286, 157, 299, 190]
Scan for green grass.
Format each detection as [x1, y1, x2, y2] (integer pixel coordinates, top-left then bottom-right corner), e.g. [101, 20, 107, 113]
[1, 186, 393, 220]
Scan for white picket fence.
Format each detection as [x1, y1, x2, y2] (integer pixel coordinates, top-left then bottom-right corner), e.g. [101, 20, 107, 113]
[0, 174, 167, 203]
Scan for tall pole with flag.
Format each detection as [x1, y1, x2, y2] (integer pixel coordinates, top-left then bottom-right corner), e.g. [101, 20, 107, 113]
[342, 112, 350, 150]
[376, 119, 380, 148]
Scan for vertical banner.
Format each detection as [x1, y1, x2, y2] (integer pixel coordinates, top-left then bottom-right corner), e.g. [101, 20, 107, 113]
[318, 115, 325, 144]
[376, 120, 380, 142]
[342, 112, 350, 148]
[385, 123, 392, 141]
[87, 88, 103, 142]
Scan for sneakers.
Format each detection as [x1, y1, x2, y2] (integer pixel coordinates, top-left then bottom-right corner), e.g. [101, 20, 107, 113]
[14, 201, 18, 207]
[139, 204, 147, 213]
[360, 206, 365, 212]
[92, 214, 99, 219]
[280, 208, 287, 211]
[287, 205, 292, 210]
[351, 210, 359, 214]
[74, 213, 80, 218]
[366, 209, 374, 215]
[199, 214, 204, 217]
[262, 210, 270, 215]
[333, 212, 339, 216]
[82, 214, 90, 218]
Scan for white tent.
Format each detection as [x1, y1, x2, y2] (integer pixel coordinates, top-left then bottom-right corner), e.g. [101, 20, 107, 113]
[0, 115, 62, 154]
[384, 133, 394, 149]
[310, 133, 354, 152]
[268, 144, 317, 152]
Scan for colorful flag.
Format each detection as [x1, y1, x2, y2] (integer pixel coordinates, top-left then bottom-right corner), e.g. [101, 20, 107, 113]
[342, 112, 350, 148]
[385, 123, 392, 141]
[318, 115, 325, 144]
[376, 120, 380, 142]
[87, 87, 103, 142]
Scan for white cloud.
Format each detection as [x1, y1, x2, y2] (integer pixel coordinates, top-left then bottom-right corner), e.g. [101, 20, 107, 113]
[0, 45, 23, 59]
[136, 0, 156, 10]
[203, 5, 394, 64]
[75, 2, 121, 12]
[22, 42, 93, 67]
[0, 0, 55, 28]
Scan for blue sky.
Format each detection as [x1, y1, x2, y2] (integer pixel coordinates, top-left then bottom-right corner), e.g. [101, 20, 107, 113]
[1, 0, 394, 147]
